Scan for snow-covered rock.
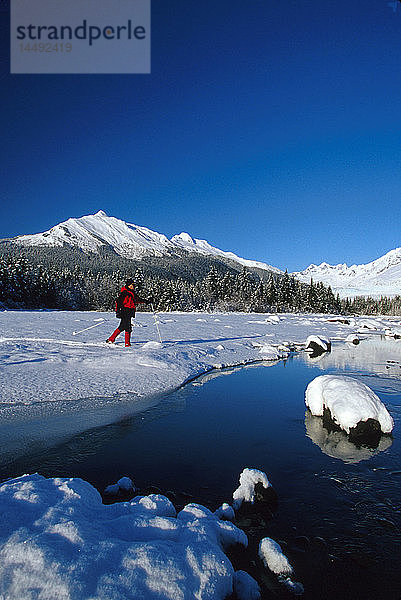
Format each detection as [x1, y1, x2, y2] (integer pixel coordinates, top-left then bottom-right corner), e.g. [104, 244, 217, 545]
[384, 328, 401, 339]
[305, 375, 394, 434]
[345, 334, 360, 344]
[232, 468, 271, 510]
[258, 537, 293, 576]
[0, 474, 248, 600]
[305, 335, 331, 353]
[258, 538, 304, 595]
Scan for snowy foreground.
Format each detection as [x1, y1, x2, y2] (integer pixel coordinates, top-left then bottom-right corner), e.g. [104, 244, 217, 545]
[0, 468, 301, 600]
[1, 310, 399, 408]
[0, 310, 399, 599]
[0, 473, 248, 600]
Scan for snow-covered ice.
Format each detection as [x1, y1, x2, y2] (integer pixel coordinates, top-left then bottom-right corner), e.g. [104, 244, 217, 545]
[305, 375, 394, 434]
[0, 473, 249, 600]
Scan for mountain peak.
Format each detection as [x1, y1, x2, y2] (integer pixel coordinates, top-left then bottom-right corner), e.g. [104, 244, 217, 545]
[8, 212, 280, 275]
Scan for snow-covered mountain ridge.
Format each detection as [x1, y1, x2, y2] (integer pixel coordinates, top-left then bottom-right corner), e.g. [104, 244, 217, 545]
[4, 210, 401, 297]
[292, 248, 401, 298]
[8, 210, 281, 275]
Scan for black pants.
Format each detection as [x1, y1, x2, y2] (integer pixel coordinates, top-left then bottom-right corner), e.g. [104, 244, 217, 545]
[118, 309, 134, 333]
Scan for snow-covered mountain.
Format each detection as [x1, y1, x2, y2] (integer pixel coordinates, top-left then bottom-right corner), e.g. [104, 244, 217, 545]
[6, 210, 401, 297]
[292, 248, 401, 298]
[9, 210, 281, 274]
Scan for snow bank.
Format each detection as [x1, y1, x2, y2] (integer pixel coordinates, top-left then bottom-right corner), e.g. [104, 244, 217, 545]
[358, 319, 383, 331]
[0, 311, 390, 411]
[0, 474, 248, 600]
[233, 468, 271, 510]
[305, 375, 394, 434]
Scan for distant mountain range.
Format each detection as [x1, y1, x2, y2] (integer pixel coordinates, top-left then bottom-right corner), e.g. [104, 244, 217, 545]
[292, 249, 401, 299]
[3, 210, 400, 298]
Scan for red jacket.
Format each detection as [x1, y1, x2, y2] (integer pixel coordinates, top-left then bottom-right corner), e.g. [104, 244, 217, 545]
[116, 286, 146, 314]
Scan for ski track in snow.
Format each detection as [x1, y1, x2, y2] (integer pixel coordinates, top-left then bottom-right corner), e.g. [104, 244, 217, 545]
[0, 310, 399, 409]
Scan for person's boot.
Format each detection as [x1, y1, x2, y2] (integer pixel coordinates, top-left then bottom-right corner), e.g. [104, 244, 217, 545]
[125, 332, 131, 347]
[107, 328, 121, 343]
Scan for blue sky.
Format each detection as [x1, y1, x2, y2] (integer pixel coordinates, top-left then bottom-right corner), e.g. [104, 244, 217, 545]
[1, 0, 400, 272]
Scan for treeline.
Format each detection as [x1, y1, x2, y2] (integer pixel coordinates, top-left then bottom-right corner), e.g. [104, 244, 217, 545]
[0, 251, 399, 315]
[0, 252, 341, 313]
[342, 295, 401, 316]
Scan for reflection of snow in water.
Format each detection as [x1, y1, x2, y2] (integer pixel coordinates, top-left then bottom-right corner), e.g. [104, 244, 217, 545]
[305, 411, 393, 463]
[303, 337, 401, 383]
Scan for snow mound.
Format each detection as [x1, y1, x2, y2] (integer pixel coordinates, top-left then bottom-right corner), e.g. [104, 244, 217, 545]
[384, 328, 401, 339]
[215, 503, 235, 521]
[305, 375, 394, 434]
[267, 315, 281, 323]
[258, 537, 293, 576]
[233, 468, 271, 510]
[345, 334, 360, 344]
[0, 474, 248, 600]
[358, 319, 383, 330]
[258, 343, 289, 359]
[104, 476, 136, 495]
[141, 341, 162, 350]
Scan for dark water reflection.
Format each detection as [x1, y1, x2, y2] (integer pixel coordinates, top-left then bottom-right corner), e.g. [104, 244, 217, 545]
[304, 411, 393, 463]
[1, 338, 401, 599]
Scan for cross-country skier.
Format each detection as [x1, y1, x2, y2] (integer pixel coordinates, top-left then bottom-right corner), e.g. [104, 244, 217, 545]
[106, 279, 150, 347]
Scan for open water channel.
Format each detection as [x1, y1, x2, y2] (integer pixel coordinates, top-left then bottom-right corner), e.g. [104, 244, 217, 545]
[0, 337, 400, 599]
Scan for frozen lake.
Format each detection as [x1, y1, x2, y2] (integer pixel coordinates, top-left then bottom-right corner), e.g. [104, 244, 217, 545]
[1, 337, 400, 599]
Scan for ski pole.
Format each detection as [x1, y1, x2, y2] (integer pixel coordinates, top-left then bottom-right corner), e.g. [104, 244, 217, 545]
[151, 303, 163, 344]
[72, 320, 108, 336]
